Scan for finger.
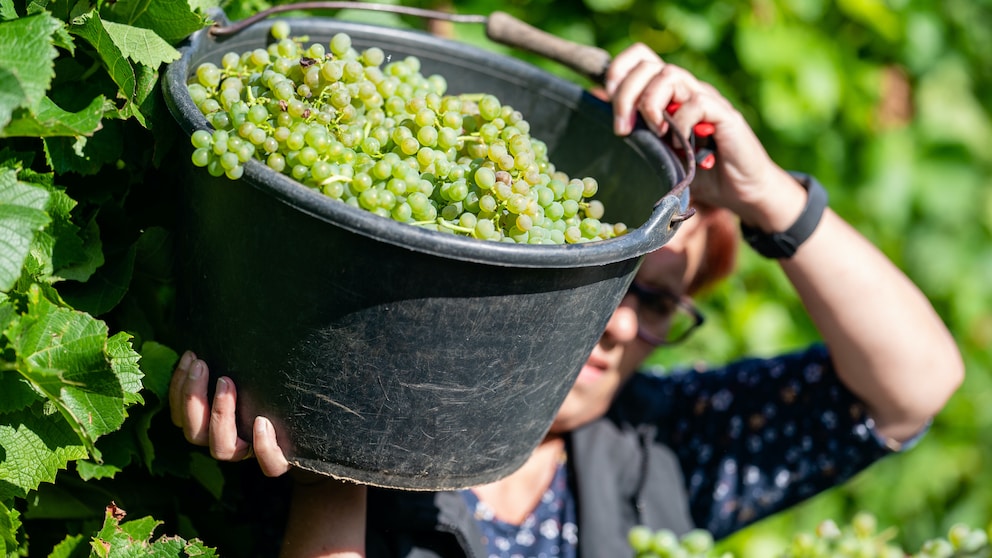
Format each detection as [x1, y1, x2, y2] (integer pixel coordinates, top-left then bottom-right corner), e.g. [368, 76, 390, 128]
[209, 376, 252, 461]
[634, 66, 706, 137]
[253, 416, 291, 477]
[169, 350, 195, 427]
[181, 358, 212, 446]
[609, 58, 667, 135]
[604, 43, 661, 97]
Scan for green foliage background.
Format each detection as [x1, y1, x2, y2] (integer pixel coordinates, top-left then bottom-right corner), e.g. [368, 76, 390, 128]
[0, 0, 990, 556]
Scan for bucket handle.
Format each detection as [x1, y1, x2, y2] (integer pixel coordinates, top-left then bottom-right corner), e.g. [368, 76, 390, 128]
[209, 2, 697, 222]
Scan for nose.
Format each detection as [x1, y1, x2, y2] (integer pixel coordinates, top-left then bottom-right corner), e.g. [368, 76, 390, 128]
[600, 297, 640, 346]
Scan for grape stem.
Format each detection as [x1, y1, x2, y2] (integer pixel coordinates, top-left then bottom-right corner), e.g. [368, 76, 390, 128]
[437, 218, 474, 234]
[318, 175, 353, 186]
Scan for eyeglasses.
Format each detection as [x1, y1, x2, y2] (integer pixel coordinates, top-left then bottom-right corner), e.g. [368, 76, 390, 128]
[625, 281, 705, 346]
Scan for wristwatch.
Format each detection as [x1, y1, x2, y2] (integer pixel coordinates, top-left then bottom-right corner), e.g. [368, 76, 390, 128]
[740, 174, 829, 259]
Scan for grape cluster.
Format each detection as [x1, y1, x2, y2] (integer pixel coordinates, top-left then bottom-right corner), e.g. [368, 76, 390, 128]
[785, 513, 991, 558]
[627, 513, 992, 558]
[629, 525, 729, 558]
[186, 21, 627, 244]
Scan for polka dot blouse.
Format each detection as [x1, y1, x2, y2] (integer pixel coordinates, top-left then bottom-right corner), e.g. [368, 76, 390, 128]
[462, 344, 919, 556]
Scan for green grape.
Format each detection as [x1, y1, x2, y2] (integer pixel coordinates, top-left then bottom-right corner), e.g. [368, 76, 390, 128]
[191, 129, 212, 149]
[191, 148, 211, 167]
[329, 32, 351, 56]
[363, 46, 385, 67]
[680, 529, 714, 555]
[186, 25, 626, 244]
[474, 167, 496, 190]
[250, 48, 271, 67]
[307, 43, 326, 59]
[477, 94, 501, 121]
[195, 62, 221, 88]
[270, 20, 291, 40]
[851, 512, 877, 539]
[225, 165, 244, 180]
[586, 199, 606, 220]
[266, 153, 286, 172]
[221, 51, 240, 69]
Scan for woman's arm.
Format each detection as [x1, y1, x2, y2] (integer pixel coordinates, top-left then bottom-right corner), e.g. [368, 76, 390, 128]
[169, 351, 368, 558]
[606, 43, 964, 445]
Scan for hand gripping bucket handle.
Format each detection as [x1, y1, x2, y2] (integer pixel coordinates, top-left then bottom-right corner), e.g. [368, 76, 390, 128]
[208, 1, 700, 243]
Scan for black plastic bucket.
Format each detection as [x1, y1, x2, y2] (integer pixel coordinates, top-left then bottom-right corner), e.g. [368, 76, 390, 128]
[163, 12, 690, 490]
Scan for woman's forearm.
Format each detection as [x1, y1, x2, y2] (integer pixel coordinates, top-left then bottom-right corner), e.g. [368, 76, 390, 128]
[780, 207, 963, 443]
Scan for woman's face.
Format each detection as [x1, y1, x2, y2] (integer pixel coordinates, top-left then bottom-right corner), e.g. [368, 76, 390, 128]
[549, 214, 709, 433]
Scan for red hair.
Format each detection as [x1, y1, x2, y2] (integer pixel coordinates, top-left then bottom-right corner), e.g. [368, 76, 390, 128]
[686, 201, 738, 296]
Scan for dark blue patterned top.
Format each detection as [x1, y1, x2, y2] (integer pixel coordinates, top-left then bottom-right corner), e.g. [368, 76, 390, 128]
[463, 345, 919, 554]
[461, 456, 578, 558]
[624, 344, 920, 538]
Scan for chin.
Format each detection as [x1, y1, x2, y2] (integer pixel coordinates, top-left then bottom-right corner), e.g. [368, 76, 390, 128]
[552, 384, 616, 434]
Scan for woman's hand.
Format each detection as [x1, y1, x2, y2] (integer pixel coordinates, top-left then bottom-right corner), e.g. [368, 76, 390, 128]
[605, 43, 807, 232]
[168, 350, 291, 476]
[169, 351, 369, 557]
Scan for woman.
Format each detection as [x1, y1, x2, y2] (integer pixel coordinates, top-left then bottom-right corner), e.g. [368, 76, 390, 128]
[169, 44, 963, 557]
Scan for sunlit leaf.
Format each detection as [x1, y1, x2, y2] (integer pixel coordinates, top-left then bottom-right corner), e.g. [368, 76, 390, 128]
[0, 13, 62, 129]
[0, 167, 51, 291]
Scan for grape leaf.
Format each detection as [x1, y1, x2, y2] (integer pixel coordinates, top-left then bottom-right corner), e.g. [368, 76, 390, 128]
[47, 533, 86, 558]
[100, 19, 181, 68]
[7, 285, 141, 461]
[58, 242, 136, 316]
[43, 118, 123, 175]
[137, 341, 178, 400]
[0, 168, 52, 292]
[21, 181, 104, 285]
[90, 505, 218, 558]
[1, 95, 105, 138]
[0, 0, 17, 21]
[111, 56, 159, 127]
[0, 501, 22, 557]
[69, 11, 138, 117]
[102, 0, 207, 44]
[0, 372, 37, 414]
[0, 410, 88, 500]
[53, 217, 104, 283]
[0, 13, 62, 129]
[109, 331, 143, 406]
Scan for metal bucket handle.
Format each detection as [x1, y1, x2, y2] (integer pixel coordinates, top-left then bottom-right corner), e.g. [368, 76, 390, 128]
[209, 2, 699, 228]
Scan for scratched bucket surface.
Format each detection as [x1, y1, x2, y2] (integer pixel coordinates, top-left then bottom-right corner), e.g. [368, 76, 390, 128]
[163, 13, 688, 490]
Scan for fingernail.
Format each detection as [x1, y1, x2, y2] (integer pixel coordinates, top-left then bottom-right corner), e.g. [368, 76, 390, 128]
[604, 79, 616, 97]
[255, 416, 269, 436]
[216, 377, 227, 394]
[179, 351, 194, 371]
[614, 115, 629, 135]
[189, 360, 204, 380]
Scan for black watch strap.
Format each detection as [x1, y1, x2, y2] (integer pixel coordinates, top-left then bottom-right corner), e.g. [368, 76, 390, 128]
[740, 175, 828, 259]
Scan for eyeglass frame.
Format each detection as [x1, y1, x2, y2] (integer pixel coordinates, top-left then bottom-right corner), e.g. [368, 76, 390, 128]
[624, 281, 705, 347]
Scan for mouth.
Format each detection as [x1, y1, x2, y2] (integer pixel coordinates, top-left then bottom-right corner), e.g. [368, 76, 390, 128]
[576, 357, 609, 385]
